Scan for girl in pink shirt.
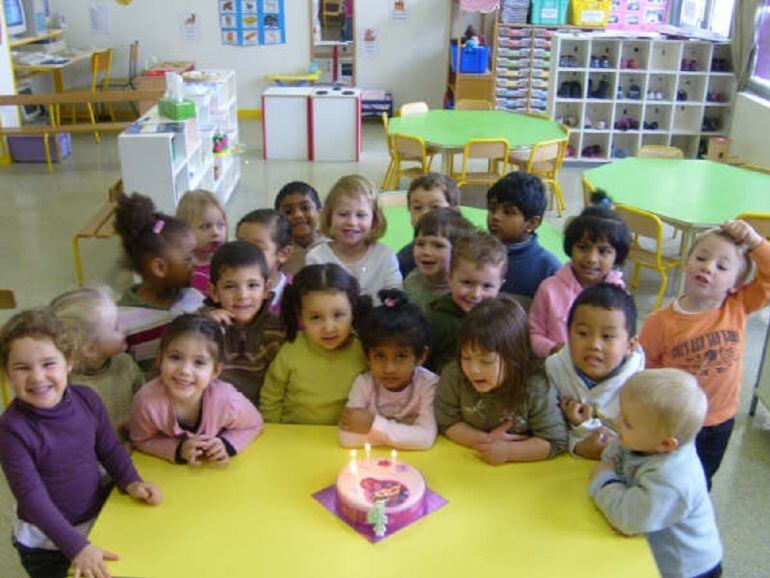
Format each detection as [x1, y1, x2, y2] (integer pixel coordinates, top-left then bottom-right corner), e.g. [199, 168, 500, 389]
[130, 314, 262, 465]
[339, 289, 438, 450]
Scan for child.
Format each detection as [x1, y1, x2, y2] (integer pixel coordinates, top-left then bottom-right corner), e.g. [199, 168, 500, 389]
[487, 172, 561, 301]
[0, 310, 161, 578]
[639, 219, 770, 489]
[260, 264, 370, 424]
[339, 289, 438, 450]
[130, 314, 263, 464]
[589, 369, 722, 578]
[545, 283, 645, 459]
[404, 208, 477, 313]
[427, 231, 507, 372]
[306, 174, 402, 299]
[205, 241, 286, 405]
[434, 295, 567, 464]
[529, 203, 631, 358]
[114, 192, 206, 373]
[235, 209, 294, 314]
[397, 173, 461, 278]
[274, 181, 325, 276]
[48, 286, 144, 432]
[176, 189, 227, 297]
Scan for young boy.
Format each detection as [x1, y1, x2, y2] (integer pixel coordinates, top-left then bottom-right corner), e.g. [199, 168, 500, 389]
[205, 241, 286, 405]
[404, 208, 477, 313]
[274, 181, 324, 276]
[589, 369, 722, 578]
[236, 209, 294, 314]
[426, 231, 507, 372]
[640, 219, 770, 489]
[546, 283, 645, 459]
[397, 173, 460, 278]
[487, 172, 561, 302]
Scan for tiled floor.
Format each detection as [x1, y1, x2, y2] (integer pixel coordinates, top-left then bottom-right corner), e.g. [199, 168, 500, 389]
[0, 119, 768, 577]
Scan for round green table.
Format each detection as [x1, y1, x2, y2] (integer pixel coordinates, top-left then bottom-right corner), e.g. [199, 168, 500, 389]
[388, 110, 567, 172]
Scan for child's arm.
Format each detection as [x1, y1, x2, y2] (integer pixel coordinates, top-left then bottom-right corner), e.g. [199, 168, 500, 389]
[338, 374, 375, 447]
[524, 374, 570, 458]
[528, 283, 559, 358]
[217, 385, 264, 455]
[371, 375, 438, 450]
[128, 391, 184, 462]
[724, 220, 770, 312]
[259, 344, 291, 423]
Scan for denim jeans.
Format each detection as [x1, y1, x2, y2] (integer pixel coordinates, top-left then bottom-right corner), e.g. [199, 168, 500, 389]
[695, 418, 735, 491]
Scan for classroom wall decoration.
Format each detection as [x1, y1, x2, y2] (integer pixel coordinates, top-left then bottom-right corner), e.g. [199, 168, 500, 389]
[219, 0, 286, 46]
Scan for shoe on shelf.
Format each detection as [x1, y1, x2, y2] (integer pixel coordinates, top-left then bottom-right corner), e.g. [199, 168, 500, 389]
[676, 89, 688, 101]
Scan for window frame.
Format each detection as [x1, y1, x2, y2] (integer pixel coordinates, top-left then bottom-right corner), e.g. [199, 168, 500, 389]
[748, 1, 770, 101]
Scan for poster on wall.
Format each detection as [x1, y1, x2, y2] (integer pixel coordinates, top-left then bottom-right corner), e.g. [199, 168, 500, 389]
[361, 27, 379, 55]
[219, 0, 285, 46]
[179, 13, 201, 42]
[391, 0, 408, 22]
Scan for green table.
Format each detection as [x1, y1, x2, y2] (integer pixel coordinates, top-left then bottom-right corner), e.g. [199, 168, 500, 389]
[382, 205, 566, 263]
[388, 110, 567, 172]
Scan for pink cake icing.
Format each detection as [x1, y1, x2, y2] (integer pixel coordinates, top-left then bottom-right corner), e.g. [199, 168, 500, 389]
[336, 457, 427, 530]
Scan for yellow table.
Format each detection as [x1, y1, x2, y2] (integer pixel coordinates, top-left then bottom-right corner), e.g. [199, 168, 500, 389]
[14, 50, 93, 92]
[90, 425, 656, 578]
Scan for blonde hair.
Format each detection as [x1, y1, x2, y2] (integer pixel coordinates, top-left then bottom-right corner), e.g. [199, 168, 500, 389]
[176, 189, 227, 229]
[320, 175, 386, 242]
[687, 228, 754, 287]
[621, 368, 706, 444]
[450, 231, 508, 275]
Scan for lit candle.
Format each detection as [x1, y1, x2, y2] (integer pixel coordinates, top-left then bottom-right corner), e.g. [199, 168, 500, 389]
[364, 443, 371, 463]
[349, 449, 358, 476]
[390, 449, 398, 473]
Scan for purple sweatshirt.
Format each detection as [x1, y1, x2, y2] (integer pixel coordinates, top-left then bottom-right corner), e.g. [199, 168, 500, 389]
[0, 385, 142, 560]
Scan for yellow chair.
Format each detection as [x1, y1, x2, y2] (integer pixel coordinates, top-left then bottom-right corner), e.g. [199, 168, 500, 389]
[1, 289, 17, 407]
[380, 113, 398, 190]
[455, 99, 493, 110]
[61, 48, 114, 142]
[637, 145, 684, 159]
[390, 133, 431, 189]
[736, 213, 770, 237]
[107, 41, 139, 90]
[738, 163, 770, 175]
[615, 204, 683, 311]
[453, 138, 509, 189]
[508, 138, 568, 217]
[399, 101, 429, 116]
[524, 111, 551, 120]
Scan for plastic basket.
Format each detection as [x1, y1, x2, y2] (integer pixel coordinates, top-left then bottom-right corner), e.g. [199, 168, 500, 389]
[531, 0, 569, 25]
[450, 44, 490, 74]
[570, 0, 611, 27]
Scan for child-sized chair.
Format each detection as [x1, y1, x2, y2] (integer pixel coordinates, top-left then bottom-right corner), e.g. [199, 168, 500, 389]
[60, 48, 114, 142]
[389, 134, 431, 190]
[455, 99, 492, 110]
[1, 289, 17, 407]
[637, 145, 684, 159]
[507, 138, 568, 217]
[381, 113, 397, 190]
[398, 101, 429, 116]
[453, 138, 509, 190]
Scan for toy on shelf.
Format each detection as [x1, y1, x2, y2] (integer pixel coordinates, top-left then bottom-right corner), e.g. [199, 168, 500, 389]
[213, 132, 230, 155]
[266, 65, 322, 87]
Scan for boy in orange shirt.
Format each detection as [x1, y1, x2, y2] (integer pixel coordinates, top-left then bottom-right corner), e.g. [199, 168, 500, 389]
[639, 219, 770, 489]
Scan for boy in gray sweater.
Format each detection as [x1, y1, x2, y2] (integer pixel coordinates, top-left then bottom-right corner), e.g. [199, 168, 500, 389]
[589, 369, 722, 578]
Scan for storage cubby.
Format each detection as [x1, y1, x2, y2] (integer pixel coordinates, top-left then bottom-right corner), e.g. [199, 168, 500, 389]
[567, 131, 580, 158]
[680, 42, 711, 73]
[671, 134, 700, 158]
[579, 132, 610, 161]
[555, 101, 583, 129]
[589, 39, 621, 69]
[649, 41, 681, 72]
[556, 70, 586, 99]
[613, 103, 641, 132]
[647, 73, 677, 102]
[586, 71, 616, 100]
[559, 37, 590, 68]
[676, 75, 706, 103]
[672, 104, 704, 133]
[584, 102, 612, 131]
[617, 72, 646, 101]
[642, 133, 670, 148]
[706, 74, 736, 105]
[702, 106, 731, 135]
[710, 43, 733, 73]
[619, 41, 650, 70]
[611, 132, 639, 158]
[642, 104, 672, 133]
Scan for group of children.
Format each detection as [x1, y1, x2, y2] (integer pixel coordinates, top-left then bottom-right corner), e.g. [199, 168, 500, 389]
[1, 169, 768, 578]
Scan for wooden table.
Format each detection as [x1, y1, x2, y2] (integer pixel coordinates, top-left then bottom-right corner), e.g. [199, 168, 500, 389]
[14, 50, 93, 92]
[89, 425, 656, 578]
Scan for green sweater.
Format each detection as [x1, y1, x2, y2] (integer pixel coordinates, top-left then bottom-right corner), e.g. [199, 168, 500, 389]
[426, 293, 465, 372]
[404, 269, 450, 314]
[434, 362, 568, 457]
[260, 333, 366, 424]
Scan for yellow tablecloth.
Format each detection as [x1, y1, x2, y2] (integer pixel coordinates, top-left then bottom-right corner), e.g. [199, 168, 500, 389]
[90, 425, 656, 577]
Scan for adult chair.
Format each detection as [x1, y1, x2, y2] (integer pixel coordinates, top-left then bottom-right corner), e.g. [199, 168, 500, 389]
[1, 289, 17, 407]
[390, 134, 431, 189]
[637, 145, 684, 159]
[455, 99, 492, 110]
[507, 138, 568, 217]
[453, 138, 509, 190]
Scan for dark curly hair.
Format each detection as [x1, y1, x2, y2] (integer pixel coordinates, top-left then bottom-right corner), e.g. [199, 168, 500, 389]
[356, 289, 430, 357]
[563, 203, 631, 266]
[0, 309, 76, 370]
[159, 314, 226, 364]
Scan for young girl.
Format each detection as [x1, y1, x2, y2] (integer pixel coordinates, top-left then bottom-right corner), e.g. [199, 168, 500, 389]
[235, 209, 294, 314]
[114, 192, 206, 373]
[274, 180, 325, 276]
[528, 202, 631, 358]
[176, 189, 228, 297]
[305, 175, 402, 300]
[434, 295, 568, 465]
[129, 314, 263, 464]
[260, 264, 370, 424]
[48, 286, 144, 433]
[0, 310, 161, 578]
[339, 289, 438, 450]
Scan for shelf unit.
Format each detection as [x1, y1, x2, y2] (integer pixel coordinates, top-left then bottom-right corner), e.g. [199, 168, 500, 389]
[548, 34, 736, 162]
[446, 2, 497, 106]
[118, 70, 240, 213]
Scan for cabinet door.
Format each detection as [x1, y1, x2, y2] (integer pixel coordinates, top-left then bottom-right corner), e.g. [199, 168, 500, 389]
[311, 96, 360, 161]
[263, 95, 309, 160]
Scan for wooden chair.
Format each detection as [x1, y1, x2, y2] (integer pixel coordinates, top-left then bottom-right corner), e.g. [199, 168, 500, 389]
[582, 176, 595, 208]
[378, 191, 408, 207]
[454, 138, 509, 189]
[508, 138, 568, 217]
[1, 289, 17, 407]
[380, 113, 398, 190]
[738, 163, 770, 175]
[399, 101, 429, 116]
[72, 180, 122, 285]
[390, 134, 431, 189]
[455, 99, 492, 110]
[637, 145, 684, 159]
[107, 41, 139, 90]
[62, 48, 114, 142]
[615, 204, 683, 311]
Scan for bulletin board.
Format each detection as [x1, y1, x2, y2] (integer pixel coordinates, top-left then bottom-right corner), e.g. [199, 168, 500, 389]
[607, 0, 669, 32]
[219, 0, 286, 46]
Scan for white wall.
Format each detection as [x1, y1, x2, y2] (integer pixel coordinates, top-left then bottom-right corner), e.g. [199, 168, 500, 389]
[52, 0, 451, 110]
[730, 92, 770, 167]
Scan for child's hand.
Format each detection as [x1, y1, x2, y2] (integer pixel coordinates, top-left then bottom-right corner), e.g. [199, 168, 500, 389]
[180, 438, 206, 466]
[475, 438, 517, 465]
[126, 481, 163, 505]
[338, 408, 374, 433]
[72, 543, 119, 578]
[205, 307, 235, 326]
[201, 437, 230, 464]
[560, 397, 593, 426]
[591, 458, 615, 479]
[575, 427, 611, 460]
[722, 219, 764, 250]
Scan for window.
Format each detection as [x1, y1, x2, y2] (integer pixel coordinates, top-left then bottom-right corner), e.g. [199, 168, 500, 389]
[671, 0, 736, 39]
[749, 1, 770, 99]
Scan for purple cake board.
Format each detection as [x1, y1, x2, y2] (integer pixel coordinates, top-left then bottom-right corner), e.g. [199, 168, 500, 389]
[312, 484, 448, 543]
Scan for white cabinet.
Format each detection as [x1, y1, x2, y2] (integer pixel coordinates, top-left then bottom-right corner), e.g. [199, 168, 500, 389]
[548, 34, 736, 162]
[262, 87, 312, 160]
[310, 87, 360, 161]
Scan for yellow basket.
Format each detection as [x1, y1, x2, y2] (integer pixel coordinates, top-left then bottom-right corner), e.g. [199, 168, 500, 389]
[570, 0, 611, 27]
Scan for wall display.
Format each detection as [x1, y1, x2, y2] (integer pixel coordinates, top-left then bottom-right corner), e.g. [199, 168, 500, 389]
[607, 0, 669, 32]
[219, 0, 286, 46]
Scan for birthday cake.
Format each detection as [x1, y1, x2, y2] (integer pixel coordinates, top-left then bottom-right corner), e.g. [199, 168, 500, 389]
[336, 454, 427, 534]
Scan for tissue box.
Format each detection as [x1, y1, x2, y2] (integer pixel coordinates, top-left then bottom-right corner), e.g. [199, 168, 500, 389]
[158, 98, 196, 120]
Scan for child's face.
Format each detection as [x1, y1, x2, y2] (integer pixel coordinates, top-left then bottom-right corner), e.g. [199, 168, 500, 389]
[161, 231, 196, 289]
[92, 300, 127, 359]
[409, 187, 450, 227]
[300, 290, 353, 351]
[448, 258, 504, 313]
[487, 200, 540, 244]
[236, 222, 289, 277]
[192, 205, 226, 260]
[615, 394, 665, 453]
[160, 333, 221, 403]
[6, 337, 71, 409]
[330, 195, 373, 248]
[683, 234, 743, 305]
[210, 265, 267, 325]
[460, 345, 504, 393]
[278, 192, 320, 246]
[568, 304, 636, 382]
[570, 233, 617, 287]
[367, 343, 427, 392]
[413, 233, 452, 282]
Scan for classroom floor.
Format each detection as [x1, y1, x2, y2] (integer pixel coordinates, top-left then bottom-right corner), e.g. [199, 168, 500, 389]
[0, 119, 768, 577]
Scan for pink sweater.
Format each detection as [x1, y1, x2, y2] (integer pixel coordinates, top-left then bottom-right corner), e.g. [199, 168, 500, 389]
[528, 263, 625, 358]
[129, 377, 263, 462]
